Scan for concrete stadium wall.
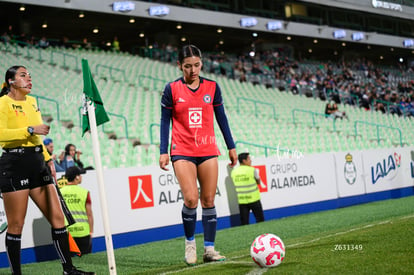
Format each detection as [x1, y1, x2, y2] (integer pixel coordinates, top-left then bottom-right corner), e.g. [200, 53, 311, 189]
[0, 146, 413, 267]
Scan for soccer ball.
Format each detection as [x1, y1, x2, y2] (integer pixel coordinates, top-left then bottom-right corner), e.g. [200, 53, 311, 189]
[250, 233, 285, 268]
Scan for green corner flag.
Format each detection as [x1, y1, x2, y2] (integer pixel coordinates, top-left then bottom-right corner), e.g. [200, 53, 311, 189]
[81, 59, 110, 136]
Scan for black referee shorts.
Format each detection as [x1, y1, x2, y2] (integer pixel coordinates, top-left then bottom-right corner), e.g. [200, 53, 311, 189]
[0, 147, 53, 193]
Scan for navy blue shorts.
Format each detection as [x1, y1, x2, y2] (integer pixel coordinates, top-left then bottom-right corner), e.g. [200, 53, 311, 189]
[171, 155, 217, 166]
[0, 147, 53, 193]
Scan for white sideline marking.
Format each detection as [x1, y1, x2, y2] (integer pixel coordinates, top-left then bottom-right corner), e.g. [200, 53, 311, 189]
[159, 214, 414, 275]
[246, 267, 269, 275]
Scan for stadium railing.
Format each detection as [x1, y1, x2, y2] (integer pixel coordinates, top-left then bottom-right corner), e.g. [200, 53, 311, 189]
[353, 120, 403, 146]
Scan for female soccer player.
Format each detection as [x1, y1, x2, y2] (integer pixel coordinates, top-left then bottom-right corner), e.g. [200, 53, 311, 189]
[0, 65, 94, 275]
[159, 45, 237, 265]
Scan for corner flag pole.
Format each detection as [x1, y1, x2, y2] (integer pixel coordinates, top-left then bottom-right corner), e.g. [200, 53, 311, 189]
[87, 101, 117, 275]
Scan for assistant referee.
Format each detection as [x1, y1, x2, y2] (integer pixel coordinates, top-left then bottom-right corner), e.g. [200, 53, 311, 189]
[0, 65, 94, 275]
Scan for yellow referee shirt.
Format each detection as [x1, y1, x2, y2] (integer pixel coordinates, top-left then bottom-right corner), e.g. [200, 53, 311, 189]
[0, 95, 51, 161]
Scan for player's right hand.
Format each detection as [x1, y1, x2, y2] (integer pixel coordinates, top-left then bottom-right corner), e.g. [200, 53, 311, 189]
[33, 124, 50, 135]
[159, 154, 170, 171]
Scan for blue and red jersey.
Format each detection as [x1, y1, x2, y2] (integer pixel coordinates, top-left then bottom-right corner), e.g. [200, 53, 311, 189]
[160, 77, 234, 156]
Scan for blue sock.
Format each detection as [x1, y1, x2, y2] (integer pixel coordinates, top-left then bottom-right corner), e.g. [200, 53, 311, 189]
[202, 207, 217, 247]
[182, 204, 197, 241]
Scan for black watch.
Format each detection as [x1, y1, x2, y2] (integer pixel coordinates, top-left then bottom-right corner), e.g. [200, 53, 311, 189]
[27, 126, 34, 136]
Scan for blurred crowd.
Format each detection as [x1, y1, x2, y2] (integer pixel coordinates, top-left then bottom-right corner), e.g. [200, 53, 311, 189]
[1, 25, 120, 52]
[207, 50, 414, 117]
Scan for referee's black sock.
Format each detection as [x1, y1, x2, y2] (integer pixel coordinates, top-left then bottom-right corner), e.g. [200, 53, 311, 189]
[6, 232, 22, 275]
[51, 227, 73, 272]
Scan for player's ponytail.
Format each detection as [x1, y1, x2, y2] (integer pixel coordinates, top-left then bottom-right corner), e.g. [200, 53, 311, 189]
[0, 82, 9, 97]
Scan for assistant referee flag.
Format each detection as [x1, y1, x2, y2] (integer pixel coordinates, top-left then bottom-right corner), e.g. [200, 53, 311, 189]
[81, 59, 110, 136]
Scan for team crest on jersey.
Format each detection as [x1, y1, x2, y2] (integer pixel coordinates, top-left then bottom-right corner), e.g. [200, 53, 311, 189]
[203, 94, 211, 103]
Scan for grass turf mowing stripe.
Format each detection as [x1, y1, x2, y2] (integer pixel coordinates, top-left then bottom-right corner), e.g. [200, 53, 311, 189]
[159, 214, 414, 275]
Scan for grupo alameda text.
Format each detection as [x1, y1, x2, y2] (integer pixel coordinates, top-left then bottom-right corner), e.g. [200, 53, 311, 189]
[270, 163, 315, 189]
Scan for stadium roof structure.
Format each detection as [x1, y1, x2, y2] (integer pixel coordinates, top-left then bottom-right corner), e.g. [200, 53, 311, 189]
[0, 0, 413, 65]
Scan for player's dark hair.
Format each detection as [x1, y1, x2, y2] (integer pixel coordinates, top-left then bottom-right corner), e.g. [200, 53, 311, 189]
[1, 65, 25, 97]
[178, 44, 202, 64]
[238, 152, 249, 164]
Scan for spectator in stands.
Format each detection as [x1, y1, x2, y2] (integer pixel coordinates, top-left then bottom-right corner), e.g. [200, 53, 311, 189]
[61, 143, 93, 172]
[38, 36, 49, 49]
[289, 74, 299, 94]
[43, 138, 65, 172]
[61, 166, 94, 255]
[406, 96, 414, 117]
[389, 92, 402, 116]
[60, 36, 70, 48]
[0, 32, 11, 44]
[82, 38, 92, 50]
[1, 25, 13, 44]
[159, 44, 237, 266]
[233, 60, 247, 83]
[209, 56, 220, 74]
[112, 36, 120, 52]
[251, 63, 263, 75]
[361, 91, 373, 110]
[325, 101, 348, 120]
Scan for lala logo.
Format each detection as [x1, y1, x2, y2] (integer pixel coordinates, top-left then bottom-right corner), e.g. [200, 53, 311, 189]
[371, 152, 401, 184]
[129, 175, 154, 209]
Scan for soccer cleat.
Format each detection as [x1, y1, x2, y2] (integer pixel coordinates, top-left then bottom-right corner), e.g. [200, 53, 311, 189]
[63, 267, 96, 275]
[203, 247, 226, 263]
[184, 240, 197, 265]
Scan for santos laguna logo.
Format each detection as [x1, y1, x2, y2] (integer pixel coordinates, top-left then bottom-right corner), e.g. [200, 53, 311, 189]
[129, 175, 154, 209]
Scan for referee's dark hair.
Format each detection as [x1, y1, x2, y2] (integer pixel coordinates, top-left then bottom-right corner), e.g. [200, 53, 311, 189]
[238, 152, 249, 164]
[1, 65, 25, 97]
[178, 44, 202, 64]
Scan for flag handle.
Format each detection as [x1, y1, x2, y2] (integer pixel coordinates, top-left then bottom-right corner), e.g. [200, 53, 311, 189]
[87, 101, 117, 274]
[52, 177, 76, 226]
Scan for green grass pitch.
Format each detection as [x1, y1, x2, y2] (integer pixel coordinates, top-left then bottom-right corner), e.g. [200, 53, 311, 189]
[1, 195, 413, 274]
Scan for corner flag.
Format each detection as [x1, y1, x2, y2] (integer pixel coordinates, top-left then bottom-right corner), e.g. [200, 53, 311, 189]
[81, 59, 117, 274]
[81, 59, 109, 136]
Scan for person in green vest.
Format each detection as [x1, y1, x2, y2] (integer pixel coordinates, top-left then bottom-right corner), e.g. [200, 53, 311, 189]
[231, 152, 264, 225]
[61, 166, 94, 255]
